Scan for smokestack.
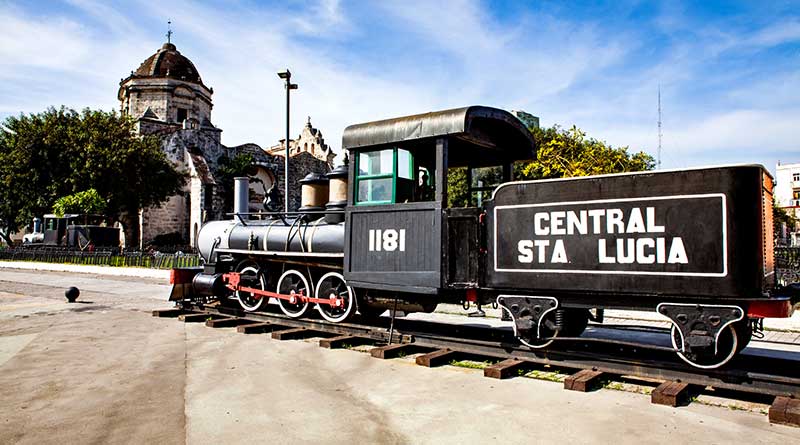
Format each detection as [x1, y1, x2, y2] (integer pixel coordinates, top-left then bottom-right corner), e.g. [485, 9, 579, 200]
[234, 177, 249, 218]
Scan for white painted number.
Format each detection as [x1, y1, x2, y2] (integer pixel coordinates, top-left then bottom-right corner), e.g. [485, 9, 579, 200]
[368, 229, 406, 252]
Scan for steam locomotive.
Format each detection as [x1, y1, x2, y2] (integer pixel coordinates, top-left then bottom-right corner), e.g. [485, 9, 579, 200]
[171, 106, 796, 369]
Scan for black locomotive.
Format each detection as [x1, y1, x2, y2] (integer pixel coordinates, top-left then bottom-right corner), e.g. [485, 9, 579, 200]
[171, 106, 795, 369]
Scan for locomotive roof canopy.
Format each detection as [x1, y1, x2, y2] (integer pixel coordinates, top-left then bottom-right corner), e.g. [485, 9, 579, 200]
[341, 106, 537, 167]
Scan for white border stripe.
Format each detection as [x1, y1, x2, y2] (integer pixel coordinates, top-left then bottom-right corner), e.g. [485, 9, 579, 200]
[492, 193, 728, 277]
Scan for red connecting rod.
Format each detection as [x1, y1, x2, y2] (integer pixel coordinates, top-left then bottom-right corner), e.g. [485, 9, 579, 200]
[222, 272, 346, 308]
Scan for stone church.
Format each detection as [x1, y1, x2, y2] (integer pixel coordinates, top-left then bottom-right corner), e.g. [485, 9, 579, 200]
[118, 39, 332, 248]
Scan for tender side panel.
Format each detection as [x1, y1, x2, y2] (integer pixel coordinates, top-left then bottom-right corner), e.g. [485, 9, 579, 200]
[345, 202, 442, 293]
[485, 165, 767, 300]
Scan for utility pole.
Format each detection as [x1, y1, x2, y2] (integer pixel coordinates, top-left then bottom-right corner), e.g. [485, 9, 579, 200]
[658, 85, 662, 169]
[277, 70, 298, 212]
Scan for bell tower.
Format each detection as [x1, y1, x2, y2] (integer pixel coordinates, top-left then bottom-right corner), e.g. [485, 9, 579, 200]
[118, 33, 215, 135]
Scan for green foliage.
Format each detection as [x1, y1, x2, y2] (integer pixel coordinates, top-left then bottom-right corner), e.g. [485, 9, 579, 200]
[518, 125, 655, 180]
[774, 205, 798, 241]
[215, 153, 256, 213]
[0, 107, 186, 242]
[446, 124, 654, 207]
[447, 168, 468, 208]
[53, 189, 107, 216]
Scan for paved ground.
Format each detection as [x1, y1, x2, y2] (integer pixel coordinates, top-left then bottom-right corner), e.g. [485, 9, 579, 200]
[0, 268, 799, 444]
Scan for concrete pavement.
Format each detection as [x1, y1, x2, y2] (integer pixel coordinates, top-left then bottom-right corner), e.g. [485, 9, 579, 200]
[0, 268, 799, 443]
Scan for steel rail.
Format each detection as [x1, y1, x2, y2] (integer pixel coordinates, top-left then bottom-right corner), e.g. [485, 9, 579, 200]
[175, 301, 800, 398]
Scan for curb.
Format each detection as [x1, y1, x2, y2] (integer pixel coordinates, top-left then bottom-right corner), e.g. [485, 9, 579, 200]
[0, 261, 170, 280]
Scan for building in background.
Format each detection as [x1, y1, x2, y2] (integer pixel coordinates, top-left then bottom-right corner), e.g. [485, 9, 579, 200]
[266, 116, 336, 166]
[775, 162, 800, 246]
[118, 40, 330, 248]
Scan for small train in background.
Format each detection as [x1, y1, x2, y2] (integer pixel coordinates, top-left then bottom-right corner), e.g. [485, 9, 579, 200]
[22, 214, 120, 250]
[170, 106, 797, 369]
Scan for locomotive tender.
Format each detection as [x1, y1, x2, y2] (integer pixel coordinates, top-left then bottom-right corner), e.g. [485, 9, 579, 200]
[173, 106, 795, 369]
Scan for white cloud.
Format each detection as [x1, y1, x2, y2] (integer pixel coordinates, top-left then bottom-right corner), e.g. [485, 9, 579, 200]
[0, 0, 797, 176]
[747, 19, 800, 47]
[0, 8, 91, 72]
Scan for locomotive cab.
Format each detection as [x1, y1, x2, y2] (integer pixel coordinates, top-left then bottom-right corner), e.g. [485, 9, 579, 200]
[342, 106, 537, 298]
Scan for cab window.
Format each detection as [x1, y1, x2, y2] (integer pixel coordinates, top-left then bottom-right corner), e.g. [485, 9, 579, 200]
[355, 147, 415, 205]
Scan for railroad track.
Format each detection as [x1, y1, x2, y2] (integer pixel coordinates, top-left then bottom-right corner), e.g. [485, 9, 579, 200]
[154, 301, 800, 428]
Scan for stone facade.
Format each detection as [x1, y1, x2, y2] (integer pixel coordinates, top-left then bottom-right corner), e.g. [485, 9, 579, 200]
[119, 41, 330, 248]
[267, 117, 336, 166]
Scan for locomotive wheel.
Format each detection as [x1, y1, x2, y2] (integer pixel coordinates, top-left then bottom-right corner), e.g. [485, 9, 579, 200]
[276, 270, 312, 318]
[560, 309, 590, 337]
[236, 265, 267, 312]
[315, 272, 356, 323]
[357, 302, 385, 320]
[670, 323, 740, 369]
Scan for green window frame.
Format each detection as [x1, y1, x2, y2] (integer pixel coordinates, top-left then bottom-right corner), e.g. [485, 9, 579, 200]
[354, 147, 414, 205]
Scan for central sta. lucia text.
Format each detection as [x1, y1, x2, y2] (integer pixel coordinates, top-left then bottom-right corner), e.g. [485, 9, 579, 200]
[516, 207, 688, 265]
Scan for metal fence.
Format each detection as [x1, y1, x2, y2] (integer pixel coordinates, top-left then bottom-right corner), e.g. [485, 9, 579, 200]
[776, 247, 800, 285]
[0, 247, 201, 269]
[0, 246, 798, 278]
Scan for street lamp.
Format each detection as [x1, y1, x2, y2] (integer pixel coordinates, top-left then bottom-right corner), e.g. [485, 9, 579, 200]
[277, 69, 298, 213]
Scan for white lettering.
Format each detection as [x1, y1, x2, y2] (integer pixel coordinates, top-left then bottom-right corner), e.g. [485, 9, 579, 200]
[518, 240, 534, 263]
[607, 209, 624, 234]
[616, 238, 635, 264]
[626, 208, 646, 233]
[534, 239, 550, 263]
[567, 210, 587, 235]
[598, 239, 615, 263]
[588, 209, 605, 234]
[534, 213, 550, 236]
[646, 207, 665, 233]
[551, 239, 568, 263]
[637, 238, 655, 264]
[656, 237, 666, 263]
[369, 229, 375, 251]
[667, 237, 688, 264]
[551, 211, 566, 235]
[368, 229, 406, 252]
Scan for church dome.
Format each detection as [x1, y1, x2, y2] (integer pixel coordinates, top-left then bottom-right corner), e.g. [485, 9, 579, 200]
[132, 42, 204, 85]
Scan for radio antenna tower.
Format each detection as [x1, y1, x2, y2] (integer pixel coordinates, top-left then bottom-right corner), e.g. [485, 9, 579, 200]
[657, 85, 662, 169]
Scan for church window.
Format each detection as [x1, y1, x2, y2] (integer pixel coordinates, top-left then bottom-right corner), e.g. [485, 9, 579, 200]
[177, 108, 188, 123]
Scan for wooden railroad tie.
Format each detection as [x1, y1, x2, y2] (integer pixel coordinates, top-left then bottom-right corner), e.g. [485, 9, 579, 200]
[564, 369, 605, 392]
[151, 308, 185, 318]
[369, 343, 417, 359]
[484, 358, 529, 379]
[319, 335, 374, 349]
[651, 381, 694, 407]
[416, 349, 458, 367]
[236, 322, 274, 334]
[178, 312, 220, 323]
[271, 327, 319, 340]
[205, 317, 250, 328]
[769, 396, 800, 427]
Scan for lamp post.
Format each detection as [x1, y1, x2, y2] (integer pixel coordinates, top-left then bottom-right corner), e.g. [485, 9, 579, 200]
[277, 69, 298, 213]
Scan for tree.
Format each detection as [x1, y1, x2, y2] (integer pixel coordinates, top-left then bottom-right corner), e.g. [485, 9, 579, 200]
[52, 189, 107, 217]
[518, 125, 654, 180]
[447, 124, 655, 207]
[774, 205, 799, 244]
[0, 107, 186, 245]
[215, 153, 256, 214]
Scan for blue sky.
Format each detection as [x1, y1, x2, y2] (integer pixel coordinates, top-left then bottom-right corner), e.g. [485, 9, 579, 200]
[1, 0, 798, 173]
